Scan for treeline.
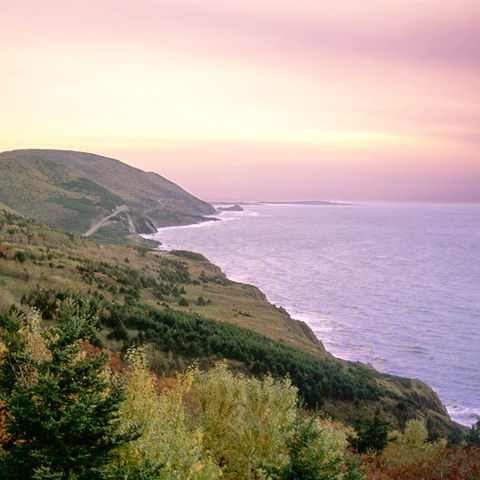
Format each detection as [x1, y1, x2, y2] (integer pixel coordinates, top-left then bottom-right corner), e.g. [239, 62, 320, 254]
[24, 288, 383, 407]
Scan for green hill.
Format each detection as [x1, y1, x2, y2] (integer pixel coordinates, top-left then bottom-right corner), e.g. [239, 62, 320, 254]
[0, 149, 216, 244]
[0, 206, 465, 441]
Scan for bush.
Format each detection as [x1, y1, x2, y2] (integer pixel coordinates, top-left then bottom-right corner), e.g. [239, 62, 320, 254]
[196, 296, 206, 306]
[13, 251, 26, 263]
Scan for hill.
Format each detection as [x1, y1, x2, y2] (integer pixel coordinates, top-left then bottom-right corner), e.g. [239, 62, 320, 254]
[0, 149, 216, 244]
[0, 206, 465, 441]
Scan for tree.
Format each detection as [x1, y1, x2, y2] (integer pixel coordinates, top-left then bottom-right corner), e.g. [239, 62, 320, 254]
[193, 362, 298, 479]
[0, 302, 134, 479]
[355, 408, 389, 454]
[381, 419, 446, 468]
[13, 250, 26, 263]
[267, 415, 364, 480]
[196, 297, 206, 306]
[467, 420, 480, 447]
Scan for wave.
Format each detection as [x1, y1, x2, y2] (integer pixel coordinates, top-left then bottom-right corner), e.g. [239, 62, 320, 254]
[446, 405, 480, 426]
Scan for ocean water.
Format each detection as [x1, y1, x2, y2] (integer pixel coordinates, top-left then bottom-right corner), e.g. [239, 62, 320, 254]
[147, 203, 480, 426]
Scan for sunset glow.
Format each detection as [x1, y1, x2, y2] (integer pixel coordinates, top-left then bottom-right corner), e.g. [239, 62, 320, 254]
[2, 0, 479, 201]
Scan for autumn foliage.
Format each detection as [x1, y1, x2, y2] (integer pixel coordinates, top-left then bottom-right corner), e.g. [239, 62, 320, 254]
[0, 306, 479, 479]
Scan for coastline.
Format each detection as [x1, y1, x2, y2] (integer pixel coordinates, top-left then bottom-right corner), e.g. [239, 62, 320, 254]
[0, 202, 464, 438]
[143, 206, 478, 427]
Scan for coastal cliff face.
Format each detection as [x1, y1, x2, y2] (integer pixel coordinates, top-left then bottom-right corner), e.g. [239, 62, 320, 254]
[0, 149, 216, 244]
[164, 253, 464, 438]
[0, 206, 464, 441]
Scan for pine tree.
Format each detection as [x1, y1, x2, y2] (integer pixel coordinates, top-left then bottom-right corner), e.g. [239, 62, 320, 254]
[266, 414, 363, 480]
[466, 420, 480, 447]
[355, 408, 389, 454]
[0, 303, 135, 479]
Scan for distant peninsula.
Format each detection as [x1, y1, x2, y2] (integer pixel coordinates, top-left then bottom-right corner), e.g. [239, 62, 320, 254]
[262, 200, 351, 206]
[213, 200, 351, 206]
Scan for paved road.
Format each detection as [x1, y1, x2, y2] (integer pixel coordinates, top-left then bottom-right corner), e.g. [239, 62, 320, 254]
[84, 205, 128, 237]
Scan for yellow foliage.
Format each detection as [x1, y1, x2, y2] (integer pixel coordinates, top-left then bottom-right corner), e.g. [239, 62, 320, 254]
[108, 348, 220, 479]
[381, 419, 446, 467]
[18, 310, 50, 363]
[0, 341, 7, 361]
[0, 400, 12, 454]
[315, 418, 355, 463]
[193, 362, 298, 479]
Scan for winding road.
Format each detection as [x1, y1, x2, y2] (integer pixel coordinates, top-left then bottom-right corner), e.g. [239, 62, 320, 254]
[84, 205, 128, 237]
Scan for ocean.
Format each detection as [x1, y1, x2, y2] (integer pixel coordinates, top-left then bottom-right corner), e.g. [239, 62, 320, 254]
[146, 203, 480, 426]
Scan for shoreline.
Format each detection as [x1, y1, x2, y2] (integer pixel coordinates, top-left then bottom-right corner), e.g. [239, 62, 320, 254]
[144, 208, 478, 427]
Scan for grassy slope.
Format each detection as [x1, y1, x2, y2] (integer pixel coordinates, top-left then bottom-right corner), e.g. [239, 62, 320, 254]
[6, 149, 215, 216]
[0, 149, 216, 242]
[0, 153, 123, 233]
[0, 206, 465, 440]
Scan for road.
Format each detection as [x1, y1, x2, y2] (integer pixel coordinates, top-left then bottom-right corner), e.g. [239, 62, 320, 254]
[84, 205, 128, 237]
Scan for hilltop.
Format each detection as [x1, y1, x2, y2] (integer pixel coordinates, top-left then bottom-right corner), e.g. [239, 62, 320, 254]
[0, 149, 216, 244]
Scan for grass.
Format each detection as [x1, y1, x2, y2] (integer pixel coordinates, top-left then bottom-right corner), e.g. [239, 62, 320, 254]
[0, 154, 123, 233]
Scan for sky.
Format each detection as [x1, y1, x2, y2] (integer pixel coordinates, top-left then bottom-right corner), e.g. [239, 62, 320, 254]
[1, 0, 479, 202]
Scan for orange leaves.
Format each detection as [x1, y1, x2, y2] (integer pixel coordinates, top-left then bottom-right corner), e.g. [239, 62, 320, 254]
[0, 400, 12, 454]
[0, 245, 9, 259]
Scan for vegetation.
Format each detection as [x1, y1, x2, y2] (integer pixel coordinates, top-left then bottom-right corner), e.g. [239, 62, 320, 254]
[363, 419, 480, 479]
[467, 420, 480, 447]
[0, 206, 466, 441]
[354, 409, 390, 454]
[0, 307, 478, 479]
[0, 149, 215, 241]
[0, 306, 133, 479]
[0, 307, 362, 479]
[0, 153, 476, 478]
[0, 154, 124, 234]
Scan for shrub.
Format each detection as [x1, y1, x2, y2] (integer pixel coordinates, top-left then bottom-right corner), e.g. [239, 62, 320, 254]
[13, 251, 26, 263]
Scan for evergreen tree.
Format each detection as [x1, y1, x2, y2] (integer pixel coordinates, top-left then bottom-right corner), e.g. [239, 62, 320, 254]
[355, 408, 389, 454]
[466, 420, 480, 447]
[266, 414, 363, 480]
[0, 303, 135, 479]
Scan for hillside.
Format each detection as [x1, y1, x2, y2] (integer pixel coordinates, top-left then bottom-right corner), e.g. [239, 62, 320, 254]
[0, 206, 465, 441]
[0, 149, 216, 244]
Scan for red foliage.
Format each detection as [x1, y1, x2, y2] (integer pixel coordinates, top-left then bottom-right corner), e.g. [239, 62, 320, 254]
[108, 351, 127, 375]
[154, 376, 178, 394]
[77, 340, 127, 374]
[364, 447, 480, 480]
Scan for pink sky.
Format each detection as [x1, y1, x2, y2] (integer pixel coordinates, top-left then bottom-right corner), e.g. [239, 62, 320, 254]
[1, 0, 479, 201]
